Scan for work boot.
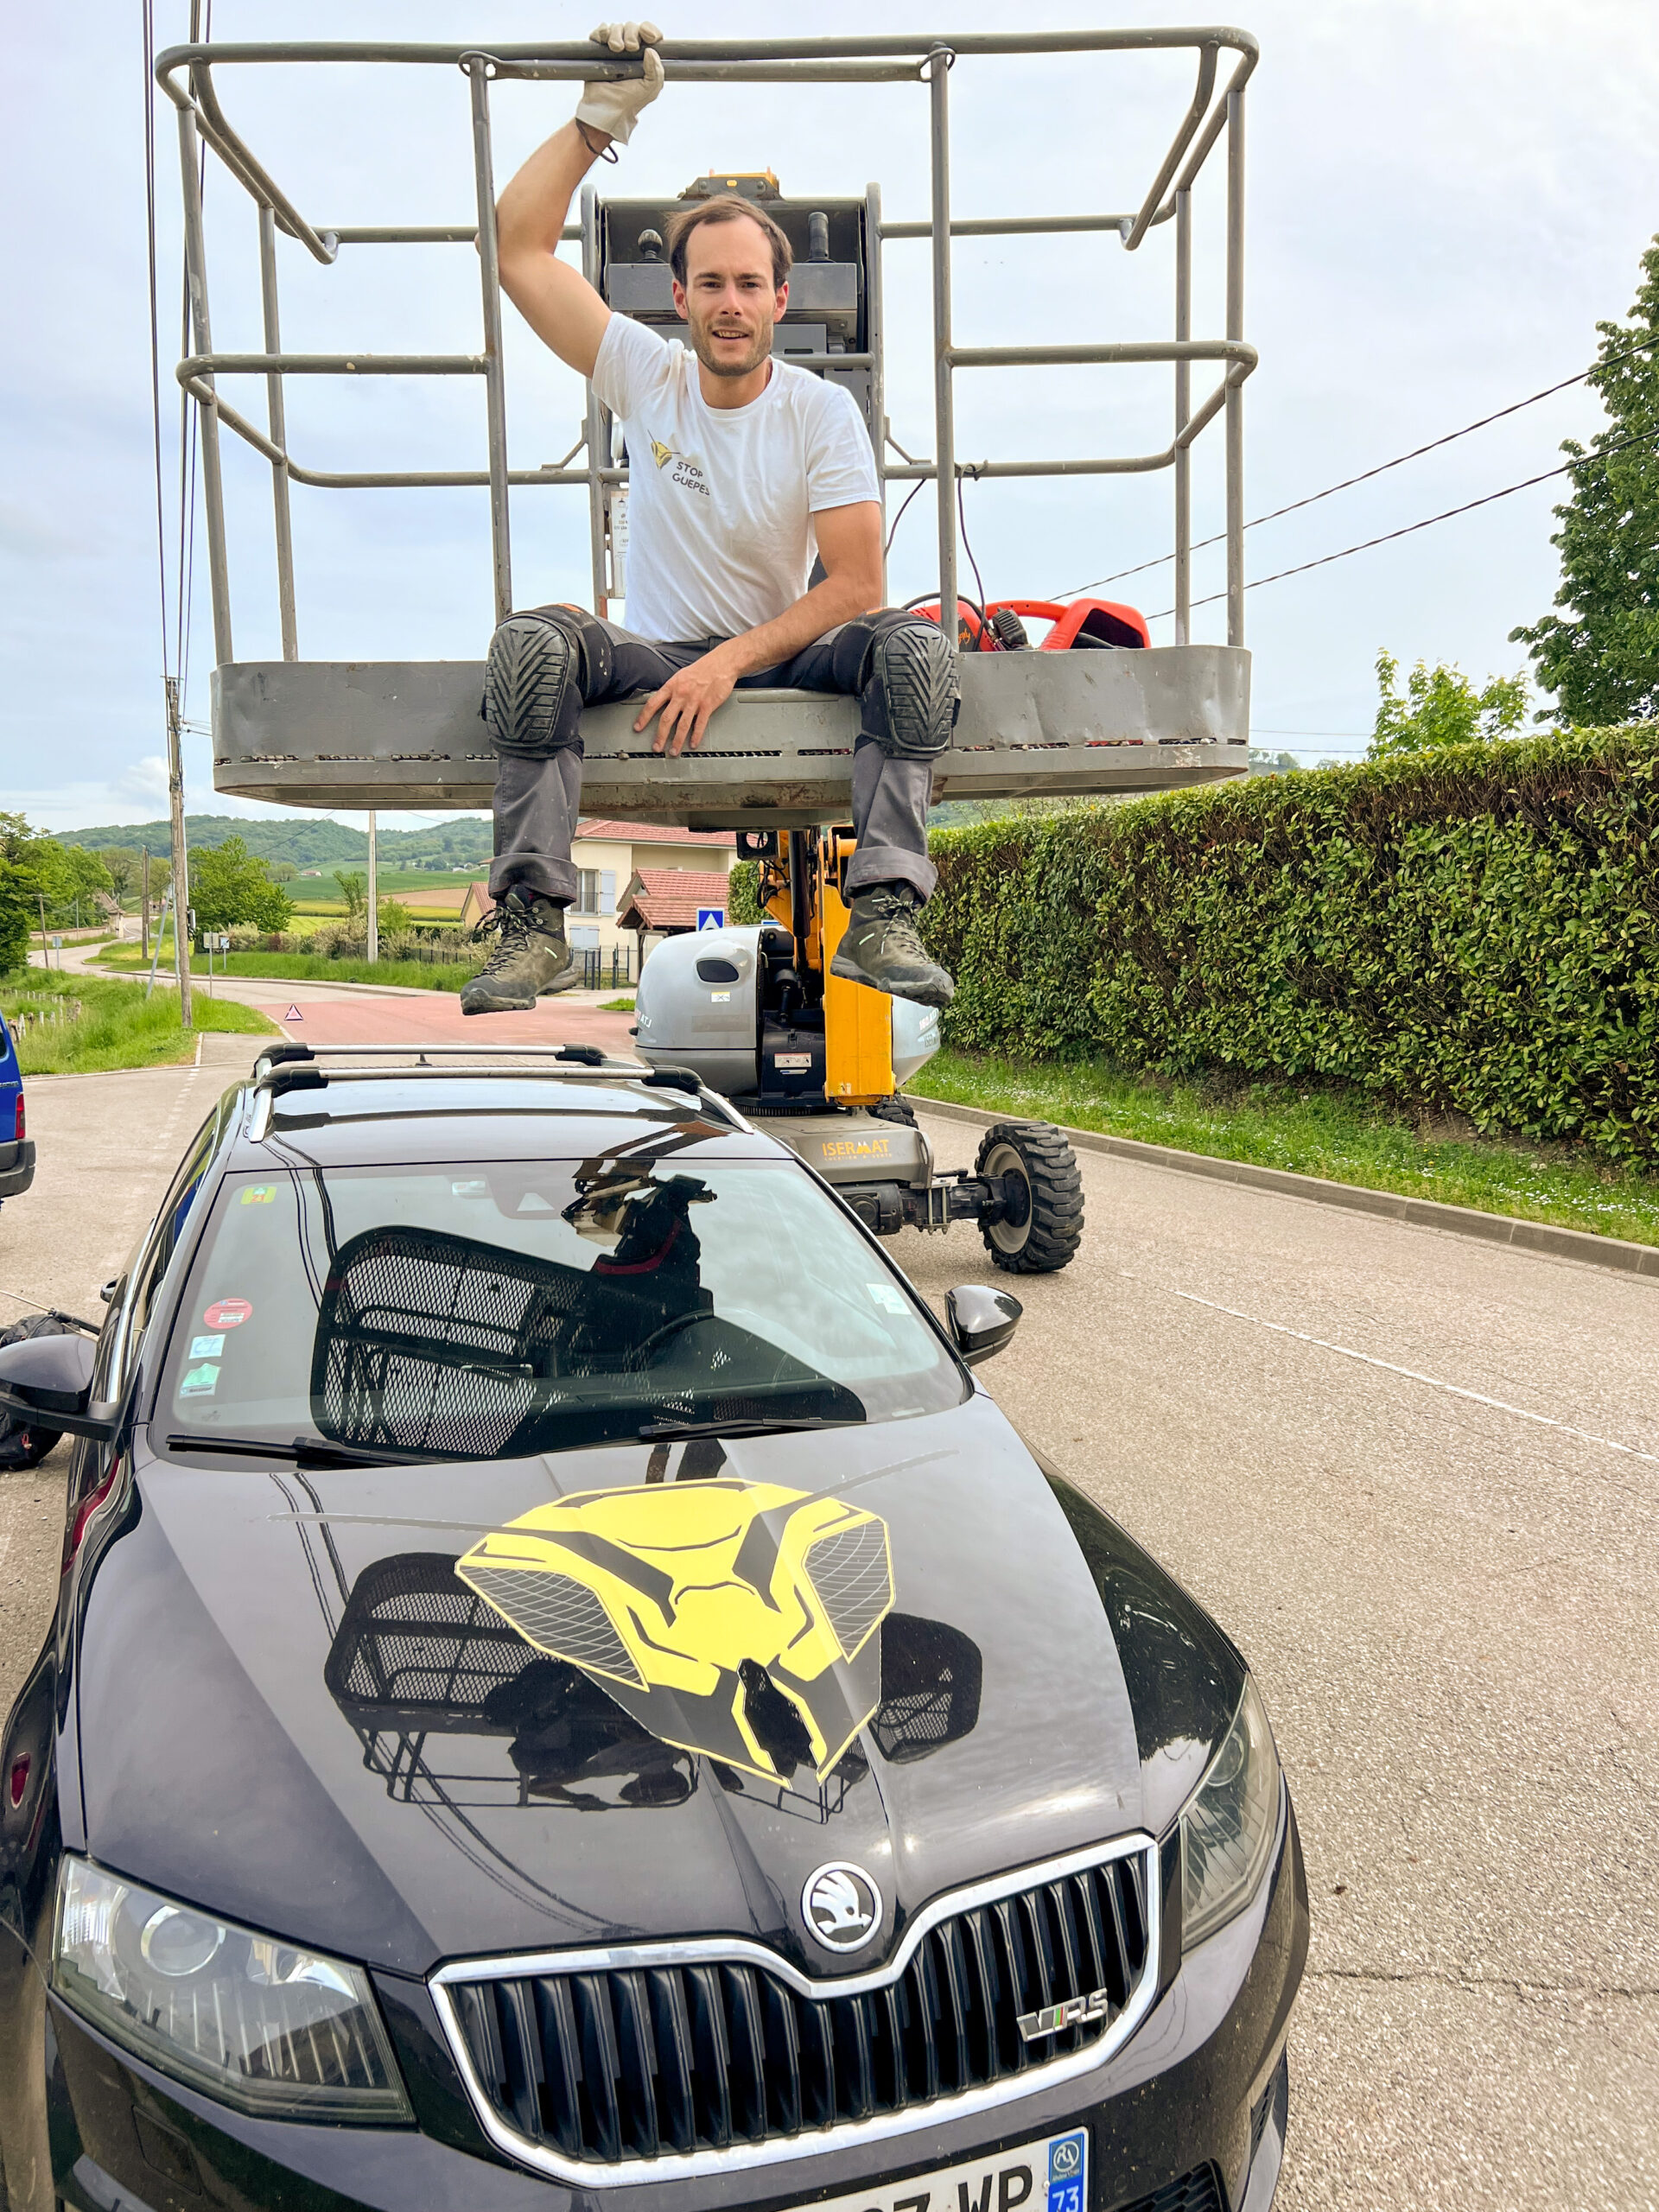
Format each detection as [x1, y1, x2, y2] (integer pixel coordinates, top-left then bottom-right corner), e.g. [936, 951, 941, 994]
[830, 884, 955, 1007]
[461, 887, 580, 1014]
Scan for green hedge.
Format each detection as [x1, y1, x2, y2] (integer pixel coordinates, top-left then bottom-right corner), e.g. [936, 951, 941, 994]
[728, 858, 764, 925]
[921, 724, 1659, 1163]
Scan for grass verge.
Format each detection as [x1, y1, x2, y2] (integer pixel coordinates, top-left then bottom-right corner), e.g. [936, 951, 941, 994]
[906, 1048, 1659, 1249]
[95, 948, 472, 993]
[600, 996, 636, 1013]
[3, 968, 277, 1076]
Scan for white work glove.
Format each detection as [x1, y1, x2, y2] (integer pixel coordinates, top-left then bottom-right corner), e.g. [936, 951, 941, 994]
[575, 22, 664, 146]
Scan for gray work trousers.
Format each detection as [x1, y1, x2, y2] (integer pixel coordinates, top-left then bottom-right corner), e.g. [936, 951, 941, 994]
[488, 614, 938, 909]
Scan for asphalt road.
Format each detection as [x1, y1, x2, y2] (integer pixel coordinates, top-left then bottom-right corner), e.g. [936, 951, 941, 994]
[3, 1038, 1654, 2209]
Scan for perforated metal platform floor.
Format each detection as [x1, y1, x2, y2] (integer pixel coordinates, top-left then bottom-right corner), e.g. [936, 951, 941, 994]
[213, 645, 1250, 827]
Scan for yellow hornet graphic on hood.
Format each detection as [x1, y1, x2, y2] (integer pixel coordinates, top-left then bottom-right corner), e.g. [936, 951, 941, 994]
[454, 1481, 893, 1784]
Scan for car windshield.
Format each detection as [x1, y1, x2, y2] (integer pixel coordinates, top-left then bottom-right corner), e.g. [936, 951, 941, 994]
[156, 1157, 964, 1459]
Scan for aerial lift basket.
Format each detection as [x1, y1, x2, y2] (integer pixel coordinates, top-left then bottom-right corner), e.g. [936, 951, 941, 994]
[156, 26, 1258, 823]
[160, 29, 1258, 1269]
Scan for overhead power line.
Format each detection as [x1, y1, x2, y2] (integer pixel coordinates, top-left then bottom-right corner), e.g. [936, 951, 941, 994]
[1143, 420, 1659, 620]
[1053, 336, 1657, 602]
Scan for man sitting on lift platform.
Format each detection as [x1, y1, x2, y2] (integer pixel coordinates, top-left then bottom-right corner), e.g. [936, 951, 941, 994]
[463, 19, 957, 1016]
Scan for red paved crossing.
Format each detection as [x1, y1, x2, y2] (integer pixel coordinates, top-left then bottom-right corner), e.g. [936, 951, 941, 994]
[254, 992, 639, 1055]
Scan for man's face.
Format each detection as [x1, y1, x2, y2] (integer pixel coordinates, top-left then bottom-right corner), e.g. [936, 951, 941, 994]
[673, 214, 788, 380]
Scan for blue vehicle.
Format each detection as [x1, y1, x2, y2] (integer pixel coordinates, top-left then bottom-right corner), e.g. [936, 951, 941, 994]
[0, 1014, 34, 1207]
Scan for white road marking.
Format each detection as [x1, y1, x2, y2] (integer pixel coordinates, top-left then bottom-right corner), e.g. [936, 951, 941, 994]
[1133, 1276, 1659, 1471]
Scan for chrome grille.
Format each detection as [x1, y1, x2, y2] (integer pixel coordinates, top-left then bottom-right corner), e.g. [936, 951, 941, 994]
[435, 1843, 1155, 2181]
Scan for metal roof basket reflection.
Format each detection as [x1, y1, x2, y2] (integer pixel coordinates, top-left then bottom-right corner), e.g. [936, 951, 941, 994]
[156, 29, 1257, 822]
[309, 1211, 866, 1459]
[325, 1552, 697, 1812]
[869, 1612, 982, 1764]
[324, 1554, 983, 1818]
[312, 1225, 570, 1461]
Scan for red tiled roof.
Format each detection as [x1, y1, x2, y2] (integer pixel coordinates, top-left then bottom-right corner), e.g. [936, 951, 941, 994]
[578, 817, 734, 849]
[617, 868, 731, 933]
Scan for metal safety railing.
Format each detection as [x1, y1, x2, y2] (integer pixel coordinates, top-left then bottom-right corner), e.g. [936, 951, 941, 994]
[156, 29, 1256, 672]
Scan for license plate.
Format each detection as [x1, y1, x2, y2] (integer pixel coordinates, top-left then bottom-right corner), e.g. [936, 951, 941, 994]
[804, 2125, 1088, 2212]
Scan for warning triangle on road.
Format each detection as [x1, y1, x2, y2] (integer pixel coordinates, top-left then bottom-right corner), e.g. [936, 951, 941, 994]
[286, 1005, 303, 1020]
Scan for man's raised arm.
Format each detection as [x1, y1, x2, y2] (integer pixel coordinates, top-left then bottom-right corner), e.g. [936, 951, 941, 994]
[494, 22, 664, 378]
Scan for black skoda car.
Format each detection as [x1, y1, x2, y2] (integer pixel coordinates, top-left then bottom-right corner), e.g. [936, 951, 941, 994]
[0, 1046, 1306, 2212]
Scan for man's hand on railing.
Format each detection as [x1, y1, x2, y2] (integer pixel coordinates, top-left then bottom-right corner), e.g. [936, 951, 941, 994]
[575, 22, 665, 149]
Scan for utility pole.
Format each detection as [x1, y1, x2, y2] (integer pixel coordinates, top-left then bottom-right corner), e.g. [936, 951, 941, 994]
[140, 848, 150, 958]
[36, 893, 50, 971]
[164, 675, 193, 1028]
[366, 808, 378, 963]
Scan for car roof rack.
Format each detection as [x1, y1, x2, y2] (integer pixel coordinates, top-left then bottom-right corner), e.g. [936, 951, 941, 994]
[244, 1044, 749, 1140]
[251, 1041, 633, 1073]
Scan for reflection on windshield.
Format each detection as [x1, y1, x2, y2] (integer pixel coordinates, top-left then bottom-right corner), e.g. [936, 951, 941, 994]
[162, 1147, 964, 1457]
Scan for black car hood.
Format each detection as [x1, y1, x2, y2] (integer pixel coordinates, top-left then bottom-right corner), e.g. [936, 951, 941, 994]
[74, 1395, 1239, 1978]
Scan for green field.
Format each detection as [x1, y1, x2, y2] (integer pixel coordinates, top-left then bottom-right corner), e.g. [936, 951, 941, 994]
[289, 867, 479, 899]
[2, 968, 277, 1075]
[96, 945, 474, 994]
[906, 1048, 1659, 1249]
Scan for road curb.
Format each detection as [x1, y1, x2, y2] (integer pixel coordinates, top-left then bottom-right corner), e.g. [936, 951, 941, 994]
[103, 968, 629, 1007]
[911, 1096, 1659, 1282]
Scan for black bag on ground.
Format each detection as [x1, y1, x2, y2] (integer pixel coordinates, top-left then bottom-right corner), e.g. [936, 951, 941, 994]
[0, 1313, 77, 1471]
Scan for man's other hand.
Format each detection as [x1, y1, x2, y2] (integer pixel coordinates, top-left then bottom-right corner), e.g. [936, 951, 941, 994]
[575, 23, 665, 146]
[636, 648, 738, 757]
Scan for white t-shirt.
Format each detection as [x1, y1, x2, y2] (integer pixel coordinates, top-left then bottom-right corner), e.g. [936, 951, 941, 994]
[590, 314, 880, 643]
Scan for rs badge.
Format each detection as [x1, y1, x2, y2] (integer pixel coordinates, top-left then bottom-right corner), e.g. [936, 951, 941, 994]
[1016, 1987, 1116, 2041]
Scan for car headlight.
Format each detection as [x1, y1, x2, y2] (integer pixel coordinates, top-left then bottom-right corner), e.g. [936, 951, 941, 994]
[53, 1858, 409, 2122]
[1180, 1675, 1281, 1949]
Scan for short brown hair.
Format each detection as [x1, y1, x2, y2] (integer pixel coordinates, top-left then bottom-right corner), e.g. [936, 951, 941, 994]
[664, 197, 793, 291]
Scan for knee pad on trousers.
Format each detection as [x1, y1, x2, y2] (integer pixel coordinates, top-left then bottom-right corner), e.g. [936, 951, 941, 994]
[866, 613, 960, 761]
[480, 605, 613, 758]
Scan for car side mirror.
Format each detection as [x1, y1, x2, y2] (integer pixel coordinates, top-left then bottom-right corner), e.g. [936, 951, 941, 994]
[0, 1332, 117, 1443]
[945, 1284, 1022, 1368]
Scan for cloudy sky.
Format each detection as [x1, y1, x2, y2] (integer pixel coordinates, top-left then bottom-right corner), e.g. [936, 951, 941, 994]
[3, 0, 1656, 835]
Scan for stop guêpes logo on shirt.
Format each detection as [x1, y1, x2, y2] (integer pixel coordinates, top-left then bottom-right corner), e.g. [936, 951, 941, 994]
[650, 435, 710, 499]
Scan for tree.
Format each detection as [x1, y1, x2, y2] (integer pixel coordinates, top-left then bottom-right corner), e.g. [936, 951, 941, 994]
[333, 870, 367, 920]
[95, 847, 144, 902]
[1249, 748, 1300, 777]
[378, 896, 413, 935]
[1369, 649, 1528, 759]
[1511, 238, 1659, 725]
[53, 846, 114, 924]
[268, 861, 297, 883]
[192, 836, 294, 933]
[0, 814, 41, 974]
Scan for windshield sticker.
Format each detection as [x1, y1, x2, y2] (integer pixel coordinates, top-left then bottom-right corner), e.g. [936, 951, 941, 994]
[238, 1185, 278, 1205]
[178, 1363, 220, 1397]
[866, 1282, 908, 1315]
[188, 1333, 226, 1359]
[456, 1481, 894, 1785]
[203, 1298, 252, 1330]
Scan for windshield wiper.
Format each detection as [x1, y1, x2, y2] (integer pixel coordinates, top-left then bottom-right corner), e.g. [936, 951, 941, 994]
[164, 1432, 435, 1469]
[636, 1415, 861, 1442]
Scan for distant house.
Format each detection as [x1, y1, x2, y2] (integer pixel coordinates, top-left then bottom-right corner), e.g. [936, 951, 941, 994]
[456, 821, 734, 965]
[617, 868, 732, 962]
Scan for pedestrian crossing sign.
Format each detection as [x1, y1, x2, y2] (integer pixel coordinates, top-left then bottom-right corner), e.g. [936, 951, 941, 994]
[696, 908, 725, 932]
